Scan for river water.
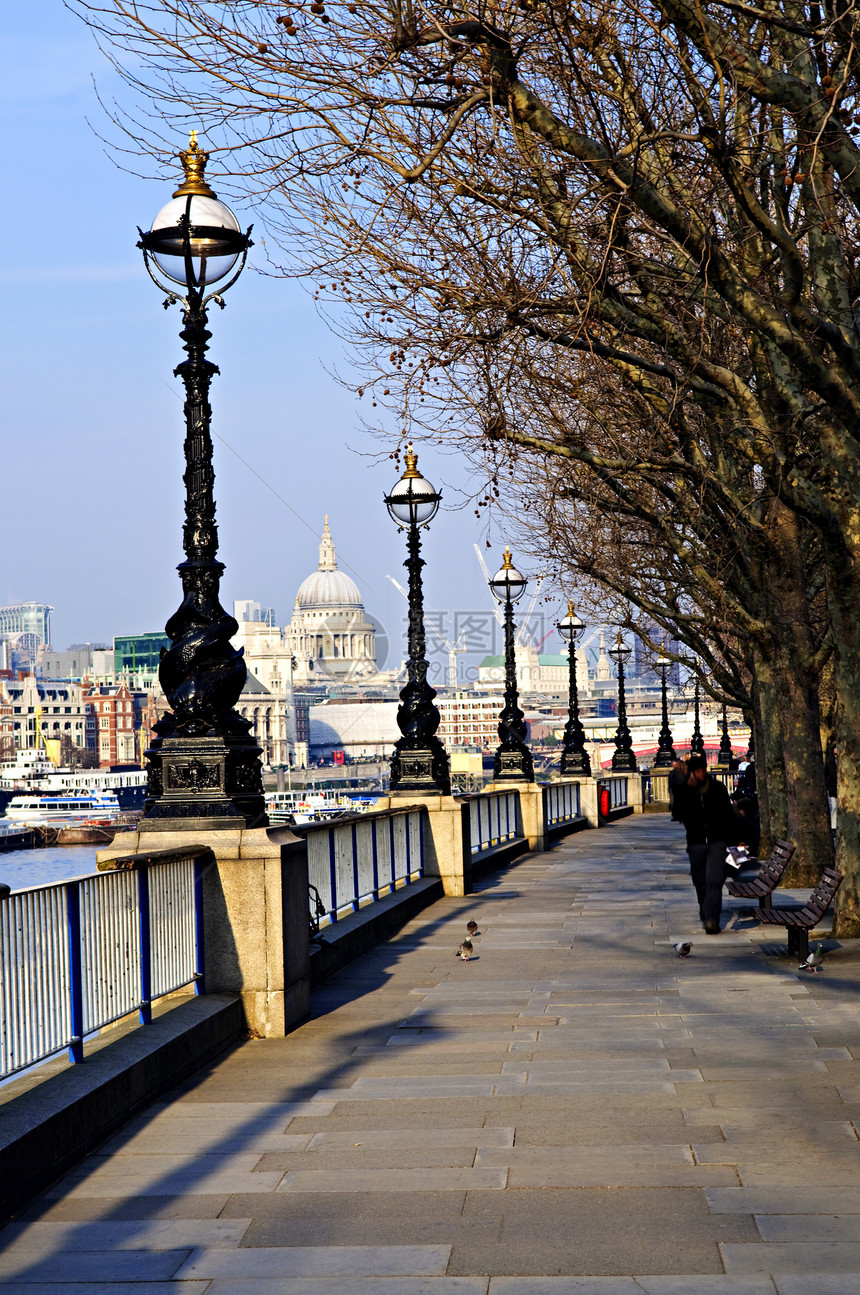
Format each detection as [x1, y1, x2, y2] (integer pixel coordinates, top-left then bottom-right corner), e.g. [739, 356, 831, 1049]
[0, 845, 101, 891]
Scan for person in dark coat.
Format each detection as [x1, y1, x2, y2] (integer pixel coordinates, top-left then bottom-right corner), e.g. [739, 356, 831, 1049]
[668, 758, 688, 821]
[673, 753, 738, 933]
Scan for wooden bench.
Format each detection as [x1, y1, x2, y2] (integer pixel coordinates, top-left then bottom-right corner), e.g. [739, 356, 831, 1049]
[727, 838, 795, 908]
[754, 867, 843, 960]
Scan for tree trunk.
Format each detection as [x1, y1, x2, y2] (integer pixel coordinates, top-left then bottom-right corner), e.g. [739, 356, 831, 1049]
[760, 506, 832, 885]
[770, 643, 832, 885]
[751, 654, 789, 855]
[824, 546, 860, 936]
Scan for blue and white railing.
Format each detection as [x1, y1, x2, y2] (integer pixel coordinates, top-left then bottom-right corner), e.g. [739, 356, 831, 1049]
[542, 780, 582, 829]
[0, 846, 206, 1080]
[302, 806, 424, 927]
[465, 790, 521, 859]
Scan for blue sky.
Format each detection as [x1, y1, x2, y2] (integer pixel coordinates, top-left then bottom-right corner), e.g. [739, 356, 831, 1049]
[1, 2, 541, 680]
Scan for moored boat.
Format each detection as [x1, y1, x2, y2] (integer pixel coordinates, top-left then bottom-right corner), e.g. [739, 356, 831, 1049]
[4, 790, 123, 825]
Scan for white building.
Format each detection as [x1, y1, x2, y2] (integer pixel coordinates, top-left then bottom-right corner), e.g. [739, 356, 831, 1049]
[288, 519, 378, 684]
[476, 645, 587, 698]
[309, 700, 399, 759]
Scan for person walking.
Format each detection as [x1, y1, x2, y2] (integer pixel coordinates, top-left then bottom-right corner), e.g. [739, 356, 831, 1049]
[673, 754, 738, 933]
[668, 757, 688, 821]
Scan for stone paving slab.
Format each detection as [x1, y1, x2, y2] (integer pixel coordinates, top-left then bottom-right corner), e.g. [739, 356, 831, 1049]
[5, 816, 860, 1287]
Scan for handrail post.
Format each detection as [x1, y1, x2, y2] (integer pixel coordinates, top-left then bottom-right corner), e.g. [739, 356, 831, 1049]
[193, 853, 206, 995]
[66, 882, 84, 1065]
[138, 866, 152, 1025]
[328, 831, 338, 923]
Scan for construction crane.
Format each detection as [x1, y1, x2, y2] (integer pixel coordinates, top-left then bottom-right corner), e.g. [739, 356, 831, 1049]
[472, 544, 544, 647]
[386, 575, 467, 688]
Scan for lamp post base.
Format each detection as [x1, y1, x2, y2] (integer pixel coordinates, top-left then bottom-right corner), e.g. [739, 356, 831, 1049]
[560, 751, 591, 777]
[494, 748, 535, 782]
[610, 752, 638, 773]
[652, 752, 676, 769]
[143, 733, 267, 830]
[390, 742, 451, 794]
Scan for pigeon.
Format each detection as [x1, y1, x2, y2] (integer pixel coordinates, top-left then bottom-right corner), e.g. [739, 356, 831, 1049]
[457, 939, 474, 961]
[466, 921, 479, 937]
[799, 944, 824, 972]
[674, 941, 692, 958]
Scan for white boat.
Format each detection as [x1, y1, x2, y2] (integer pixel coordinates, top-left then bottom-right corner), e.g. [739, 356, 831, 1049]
[4, 791, 123, 825]
[0, 749, 146, 813]
[265, 789, 380, 825]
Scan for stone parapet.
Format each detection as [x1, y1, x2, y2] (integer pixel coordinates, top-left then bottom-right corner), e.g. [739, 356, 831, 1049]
[98, 824, 310, 1038]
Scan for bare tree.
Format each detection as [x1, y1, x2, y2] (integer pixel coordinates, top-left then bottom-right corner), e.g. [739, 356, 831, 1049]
[73, 0, 860, 927]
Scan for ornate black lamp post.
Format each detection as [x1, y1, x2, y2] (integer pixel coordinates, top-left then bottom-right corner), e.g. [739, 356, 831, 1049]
[653, 650, 677, 768]
[690, 676, 705, 755]
[717, 700, 734, 767]
[137, 133, 266, 828]
[557, 601, 591, 776]
[385, 448, 450, 794]
[489, 548, 534, 782]
[609, 631, 637, 772]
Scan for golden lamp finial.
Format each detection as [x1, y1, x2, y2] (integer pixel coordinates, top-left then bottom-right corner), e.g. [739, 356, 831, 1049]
[615, 629, 624, 648]
[502, 546, 514, 569]
[173, 130, 217, 199]
[567, 599, 575, 617]
[403, 444, 420, 479]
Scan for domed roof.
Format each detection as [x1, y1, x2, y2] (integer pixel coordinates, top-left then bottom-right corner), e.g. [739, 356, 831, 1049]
[295, 518, 364, 609]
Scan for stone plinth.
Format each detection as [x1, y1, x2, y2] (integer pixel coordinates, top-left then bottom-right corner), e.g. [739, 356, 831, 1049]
[97, 825, 310, 1038]
[484, 781, 546, 852]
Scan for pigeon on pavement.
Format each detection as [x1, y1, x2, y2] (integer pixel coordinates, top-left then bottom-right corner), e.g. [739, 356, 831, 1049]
[457, 939, 474, 961]
[466, 921, 479, 937]
[799, 944, 825, 972]
[674, 941, 693, 958]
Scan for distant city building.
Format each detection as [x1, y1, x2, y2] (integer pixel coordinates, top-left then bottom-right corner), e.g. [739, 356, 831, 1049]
[632, 620, 681, 686]
[234, 600, 276, 627]
[114, 632, 170, 682]
[309, 699, 399, 759]
[288, 519, 378, 683]
[38, 646, 115, 679]
[82, 680, 142, 767]
[2, 676, 96, 754]
[476, 645, 586, 698]
[0, 602, 54, 671]
[437, 693, 505, 749]
[0, 602, 53, 644]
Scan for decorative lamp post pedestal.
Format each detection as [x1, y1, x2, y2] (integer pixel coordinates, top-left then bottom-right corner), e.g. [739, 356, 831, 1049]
[489, 548, 534, 783]
[385, 448, 450, 795]
[137, 133, 266, 830]
[557, 601, 590, 777]
[609, 630, 637, 773]
[717, 700, 735, 768]
[690, 677, 705, 756]
[652, 650, 677, 769]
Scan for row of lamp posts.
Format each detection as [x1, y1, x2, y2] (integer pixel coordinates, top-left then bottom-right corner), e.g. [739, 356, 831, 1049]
[133, 136, 721, 829]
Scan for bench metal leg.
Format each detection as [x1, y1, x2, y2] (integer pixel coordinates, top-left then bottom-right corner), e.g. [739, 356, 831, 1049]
[787, 927, 808, 961]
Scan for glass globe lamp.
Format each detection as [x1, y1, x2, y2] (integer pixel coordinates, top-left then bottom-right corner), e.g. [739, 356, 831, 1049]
[557, 601, 585, 645]
[139, 132, 249, 289]
[385, 446, 442, 527]
[489, 547, 527, 603]
[609, 630, 631, 665]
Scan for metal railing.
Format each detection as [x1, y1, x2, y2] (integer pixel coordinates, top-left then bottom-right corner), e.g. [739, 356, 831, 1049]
[543, 781, 582, 828]
[601, 776, 629, 809]
[0, 847, 206, 1080]
[466, 789, 521, 858]
[642, 770, 670, 805]
[302, 806, 425, 927]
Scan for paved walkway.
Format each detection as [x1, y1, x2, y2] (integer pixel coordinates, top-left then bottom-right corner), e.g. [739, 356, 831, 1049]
[3, 815, 860, 1293]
